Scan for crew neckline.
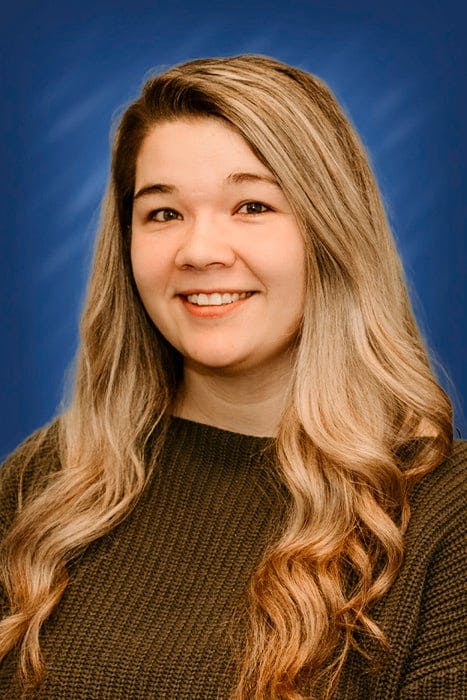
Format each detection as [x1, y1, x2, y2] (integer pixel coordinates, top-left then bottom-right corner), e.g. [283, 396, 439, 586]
[168, 414, 275, 442]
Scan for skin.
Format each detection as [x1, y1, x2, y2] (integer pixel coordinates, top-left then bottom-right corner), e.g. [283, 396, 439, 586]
[130, 117, 306, 436]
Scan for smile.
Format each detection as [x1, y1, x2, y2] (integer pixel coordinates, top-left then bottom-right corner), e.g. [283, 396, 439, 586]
[186, 291, 253, 306]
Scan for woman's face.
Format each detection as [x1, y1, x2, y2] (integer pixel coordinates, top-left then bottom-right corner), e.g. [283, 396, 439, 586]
[130, 117, 306, 377]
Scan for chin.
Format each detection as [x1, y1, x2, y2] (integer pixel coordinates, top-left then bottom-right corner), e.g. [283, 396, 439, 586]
[183, 349, 253, 374]
[192, 356, 245, 372]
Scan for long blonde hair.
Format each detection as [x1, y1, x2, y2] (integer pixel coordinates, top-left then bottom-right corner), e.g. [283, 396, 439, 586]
[0, 55, 452, 698]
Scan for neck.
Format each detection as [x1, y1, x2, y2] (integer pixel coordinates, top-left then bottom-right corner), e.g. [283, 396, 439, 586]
[171, 362, 293, 437]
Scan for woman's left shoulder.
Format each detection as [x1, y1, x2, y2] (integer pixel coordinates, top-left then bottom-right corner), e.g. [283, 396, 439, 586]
[420, 438, 466, 487]
[433, 438, 467, 476]
[390, 440, 467, 696]
[406, 439, 466, 549]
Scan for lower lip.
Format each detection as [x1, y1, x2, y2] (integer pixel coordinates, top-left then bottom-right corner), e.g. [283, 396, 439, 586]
[179, 295, 254, 318]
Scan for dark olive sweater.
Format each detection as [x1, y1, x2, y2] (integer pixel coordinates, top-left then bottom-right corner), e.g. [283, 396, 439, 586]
[0, 418, 465, 699]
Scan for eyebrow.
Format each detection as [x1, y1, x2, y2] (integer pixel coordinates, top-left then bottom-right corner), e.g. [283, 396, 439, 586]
[133, 171, 281, 200]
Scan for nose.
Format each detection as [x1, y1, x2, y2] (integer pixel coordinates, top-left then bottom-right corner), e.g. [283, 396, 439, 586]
[174, 215, 237, 270]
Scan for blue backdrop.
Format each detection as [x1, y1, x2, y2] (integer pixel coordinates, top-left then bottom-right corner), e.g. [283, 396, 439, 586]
[1, 0, 465, 458]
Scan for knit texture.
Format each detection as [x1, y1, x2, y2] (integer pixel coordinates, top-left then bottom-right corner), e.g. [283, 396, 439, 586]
[0, 418, 465, 699]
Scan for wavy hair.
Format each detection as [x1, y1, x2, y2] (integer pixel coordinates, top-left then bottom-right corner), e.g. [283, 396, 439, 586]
[0, 55, 452, 698]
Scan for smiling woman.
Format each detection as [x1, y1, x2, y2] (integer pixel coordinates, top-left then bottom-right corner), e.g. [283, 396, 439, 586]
[0, 55, 465, 699]
[130, 118, 305, 429]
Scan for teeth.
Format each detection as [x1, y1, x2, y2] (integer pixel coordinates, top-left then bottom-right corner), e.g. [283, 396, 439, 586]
[186, 291, 252, 306]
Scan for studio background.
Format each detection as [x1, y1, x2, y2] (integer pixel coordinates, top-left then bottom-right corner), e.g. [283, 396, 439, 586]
[1, 0, 465, 459]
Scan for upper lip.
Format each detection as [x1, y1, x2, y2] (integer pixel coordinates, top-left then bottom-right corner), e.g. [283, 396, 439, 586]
[177, 289, 256, 296]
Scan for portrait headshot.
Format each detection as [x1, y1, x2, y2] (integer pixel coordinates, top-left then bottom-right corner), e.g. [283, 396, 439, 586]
[1, 2, 465, 699]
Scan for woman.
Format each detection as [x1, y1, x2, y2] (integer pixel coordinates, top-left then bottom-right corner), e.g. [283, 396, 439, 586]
[0, 55, 465, 699]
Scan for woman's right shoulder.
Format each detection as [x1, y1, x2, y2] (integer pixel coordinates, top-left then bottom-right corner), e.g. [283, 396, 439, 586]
[0, 419, 62, 530]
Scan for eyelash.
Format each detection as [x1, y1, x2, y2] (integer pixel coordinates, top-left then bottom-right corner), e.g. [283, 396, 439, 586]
[146, 201, 271, 223]
[147, 208, 180, 223]
[237, 201, 270, 215]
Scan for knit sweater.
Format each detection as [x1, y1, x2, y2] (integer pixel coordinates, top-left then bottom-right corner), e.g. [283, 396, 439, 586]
[0, 418, 465, 699]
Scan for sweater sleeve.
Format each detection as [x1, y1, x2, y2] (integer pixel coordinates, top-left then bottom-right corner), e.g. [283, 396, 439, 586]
[398, 442, 467, 699]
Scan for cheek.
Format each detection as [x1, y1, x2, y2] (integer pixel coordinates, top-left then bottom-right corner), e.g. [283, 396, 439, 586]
[130, 248, 170, 333]
[259, 235, 306, 297]
[273, 243, 306, 327]
[130, 241, 168, 298]
[285, 234, 306, 292]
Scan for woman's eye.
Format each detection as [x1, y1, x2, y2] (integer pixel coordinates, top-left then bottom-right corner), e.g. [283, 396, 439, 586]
[237, 201, 269, 215]
[148, 208, 181, 222]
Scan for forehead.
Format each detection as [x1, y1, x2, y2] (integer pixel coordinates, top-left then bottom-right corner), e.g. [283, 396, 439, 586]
[134, 117, 272, 187]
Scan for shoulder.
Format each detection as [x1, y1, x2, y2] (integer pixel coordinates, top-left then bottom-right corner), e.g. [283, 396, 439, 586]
[413, 439, 466, 491]
[395, 441, 467, 693]
[406, 440, 466, 547]
[0, 419, 62, 532]
[373, 439, 466, 638]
